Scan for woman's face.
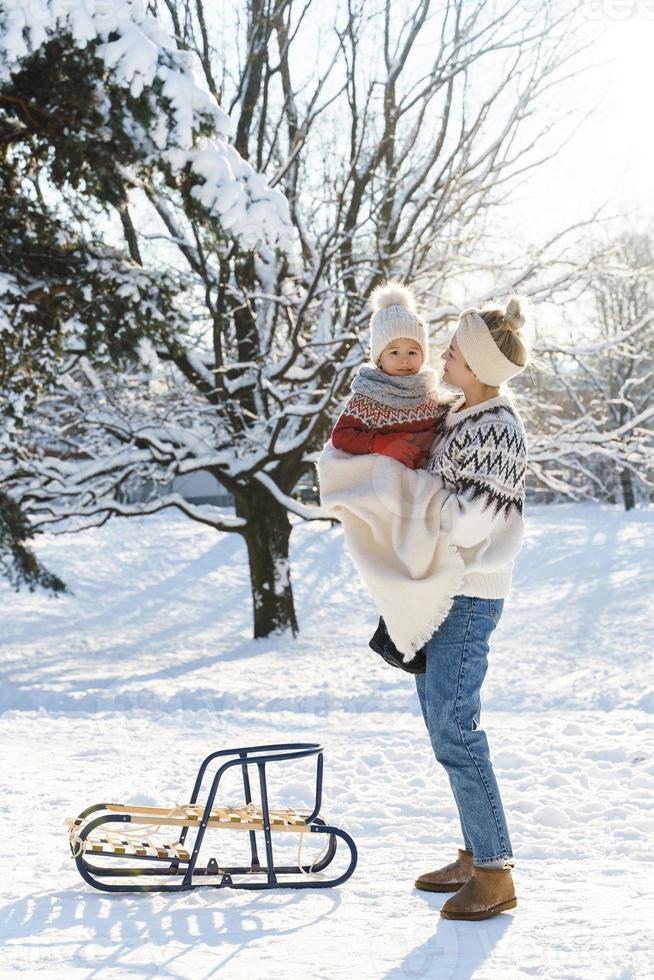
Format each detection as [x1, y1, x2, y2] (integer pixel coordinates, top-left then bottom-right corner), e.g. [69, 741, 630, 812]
[441, 335, 473, 389]
[379, 337, 423, 375]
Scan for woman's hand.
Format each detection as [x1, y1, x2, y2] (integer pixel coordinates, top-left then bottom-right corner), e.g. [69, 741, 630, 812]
[407, 430, 437, 453]
[371, 433, 429, 468]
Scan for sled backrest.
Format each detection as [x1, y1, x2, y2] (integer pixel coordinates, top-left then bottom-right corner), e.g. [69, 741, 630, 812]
[186, 742, 325, 830]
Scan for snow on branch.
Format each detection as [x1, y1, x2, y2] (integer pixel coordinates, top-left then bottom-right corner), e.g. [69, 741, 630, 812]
[0, 0, 294, 251]
[29, 491, 246, 534]
[254, 471, 334, 522]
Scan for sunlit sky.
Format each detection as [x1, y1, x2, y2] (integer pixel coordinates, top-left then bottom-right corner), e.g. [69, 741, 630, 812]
[262, 1, 654, 243]
[510, 6, 654, 239]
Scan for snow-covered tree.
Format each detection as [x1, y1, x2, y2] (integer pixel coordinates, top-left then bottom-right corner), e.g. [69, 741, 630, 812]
[521, 233, 654, 506]
[1, 0, 611, 634]
[0, 0, 298, 611]
[0, 180, 195, 590]
[586, 233, 654, 508]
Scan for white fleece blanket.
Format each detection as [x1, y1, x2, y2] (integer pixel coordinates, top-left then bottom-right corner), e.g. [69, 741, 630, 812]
[316, 441, 464, 657]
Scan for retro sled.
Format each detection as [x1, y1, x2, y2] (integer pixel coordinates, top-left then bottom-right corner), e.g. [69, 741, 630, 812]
[67, 742, 357, 893]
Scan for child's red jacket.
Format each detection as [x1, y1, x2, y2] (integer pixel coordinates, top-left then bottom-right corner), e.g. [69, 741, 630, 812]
[331, 392, 444, 468]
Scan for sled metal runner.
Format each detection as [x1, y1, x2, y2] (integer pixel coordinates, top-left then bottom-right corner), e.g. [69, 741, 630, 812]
[67, 742, 357, 892]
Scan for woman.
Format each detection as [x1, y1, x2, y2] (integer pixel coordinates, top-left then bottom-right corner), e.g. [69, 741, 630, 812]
[413, 297, 529, 921]
[316, 290, 530, 921]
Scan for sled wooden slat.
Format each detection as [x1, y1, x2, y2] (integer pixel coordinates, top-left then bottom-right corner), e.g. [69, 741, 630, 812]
[105, 803, 198, 817]
[124, 813, 307, 832]
[87, 833, 193, 861]
[103, 802, 309, 830]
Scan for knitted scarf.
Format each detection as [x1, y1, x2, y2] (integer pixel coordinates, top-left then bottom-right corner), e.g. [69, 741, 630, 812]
[351, 364, 440, 409]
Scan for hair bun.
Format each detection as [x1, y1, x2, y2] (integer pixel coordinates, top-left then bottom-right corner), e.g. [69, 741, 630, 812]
[368, 280, 416, 314]
[503, 295, 526, 332]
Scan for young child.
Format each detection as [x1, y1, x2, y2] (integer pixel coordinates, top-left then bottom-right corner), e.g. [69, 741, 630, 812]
[331, 281, 443, 469]
[330, 279, 446, 673]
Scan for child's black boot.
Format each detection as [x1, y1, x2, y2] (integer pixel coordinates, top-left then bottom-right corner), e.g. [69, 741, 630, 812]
[368, 616, 426, 674]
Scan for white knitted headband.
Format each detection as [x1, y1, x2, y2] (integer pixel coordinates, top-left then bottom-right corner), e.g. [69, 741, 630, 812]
[452, 308, 526, 386]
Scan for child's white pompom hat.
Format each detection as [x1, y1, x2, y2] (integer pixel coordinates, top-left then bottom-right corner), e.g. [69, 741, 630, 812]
[367, 280, 429, 366]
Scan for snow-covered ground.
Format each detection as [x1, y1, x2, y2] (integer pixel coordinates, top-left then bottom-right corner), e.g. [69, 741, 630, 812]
[1, 503, 652, 979]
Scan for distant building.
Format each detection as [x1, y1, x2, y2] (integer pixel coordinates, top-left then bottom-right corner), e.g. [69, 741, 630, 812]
[124, 470, 234, 507]
[170, 471, 234, 506]
[126, 471, 320, 507]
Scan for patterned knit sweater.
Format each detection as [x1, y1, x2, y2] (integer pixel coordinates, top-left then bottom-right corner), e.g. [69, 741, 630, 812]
[331, 391, 444, 454]
[426, 393, 527, 599]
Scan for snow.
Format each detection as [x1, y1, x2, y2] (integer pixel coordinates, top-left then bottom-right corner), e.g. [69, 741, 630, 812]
[0, 0, 294, 252]
[0, 502, 652, 978]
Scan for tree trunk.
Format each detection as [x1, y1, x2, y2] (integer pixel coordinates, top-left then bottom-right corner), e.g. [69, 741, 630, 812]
[620, 467, 635, 511]
[234, 480, 299, 639]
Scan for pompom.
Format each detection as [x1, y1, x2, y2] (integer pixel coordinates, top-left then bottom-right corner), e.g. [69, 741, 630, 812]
[368, 280, 416, 314]
[504, 295, 526, 332]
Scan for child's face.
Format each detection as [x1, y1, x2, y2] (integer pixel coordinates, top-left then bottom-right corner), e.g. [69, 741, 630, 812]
[378, 338, 423, 375]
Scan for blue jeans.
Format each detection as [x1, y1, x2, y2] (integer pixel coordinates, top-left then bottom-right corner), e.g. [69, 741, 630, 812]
[415, 594, 513, 865]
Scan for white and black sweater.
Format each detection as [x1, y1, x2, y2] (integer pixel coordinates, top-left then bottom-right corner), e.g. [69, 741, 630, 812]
[426, 393, 527, 599]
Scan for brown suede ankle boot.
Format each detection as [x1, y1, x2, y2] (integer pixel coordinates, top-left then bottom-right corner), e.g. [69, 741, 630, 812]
[414, 848, 474, 893]
[439, 864, 517, 920]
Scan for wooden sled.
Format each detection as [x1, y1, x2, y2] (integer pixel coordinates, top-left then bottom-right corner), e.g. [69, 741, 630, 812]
[67, 742, 357, 892]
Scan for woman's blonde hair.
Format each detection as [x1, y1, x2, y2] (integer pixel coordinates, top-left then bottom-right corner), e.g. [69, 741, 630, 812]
[479, 295, 529, 368]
